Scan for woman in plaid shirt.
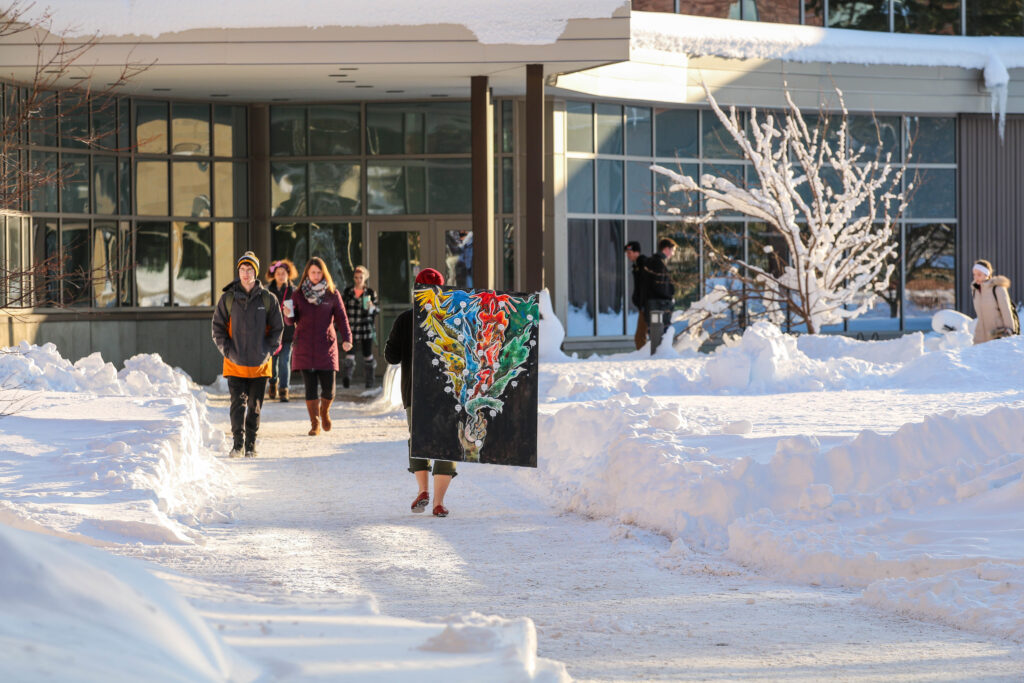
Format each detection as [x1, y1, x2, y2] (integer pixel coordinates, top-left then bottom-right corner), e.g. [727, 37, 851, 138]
[341, 265, 379, 388]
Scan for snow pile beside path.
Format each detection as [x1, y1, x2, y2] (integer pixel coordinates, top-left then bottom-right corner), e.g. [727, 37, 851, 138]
[796, 331, 925, 364]
[0, 522, 257, 682]
[0, 344, 231, 545]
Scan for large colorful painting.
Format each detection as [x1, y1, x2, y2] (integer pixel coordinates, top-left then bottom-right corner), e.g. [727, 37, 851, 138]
[411, 285, 538, 468]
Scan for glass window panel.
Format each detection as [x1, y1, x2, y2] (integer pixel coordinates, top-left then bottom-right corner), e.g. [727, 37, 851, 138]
[33, 219, 59, 306]
[747, 0, 801, 23]
[30, 151, 59, 212]
[567, 158, 594, 214]
[271, 162, 307, 217]
[967, 0, 1023, 36]
[597, 219, 625, 336]
[377, 229, 421, 343]
[847, 227, 901, 332]
[703, 162, 744, 216]
[847, 115, 901, 161]
[444, 229, 474, 288]
[137, 161, 169, 216]
[366, 105, 424, 155]
[904, 222, 955, 330]
[118, 221, 132, 305]
[655, 162, 700, 216]
[567, 219, 595, 336]
[117, 99, 130, 150]
[271, 222, 306, 277]
[60, 93, 89, 149]
[425, 102, 471, 154]
[135, 101, 168, 154]
[30, 96, 57, 147]
[0, 218, 5, 306]
[213, 222, 238, 291]
[93, 156, 116, 214]
[136, 221, 170, 306]
[828, 0, 890, 31]
[566, 101, 594, 153]
[677, 0, 730, 16]
[172, 160, 211, 218]
[308, 105, 360, 156]
[655, 108, 699, 158]
[596, 103, 623, 156]
[213, 105, 247, 157]
[627, 161, 652, 215]
[905, 116, 955, 163]
[270, 106, 307, 156]
[309, 161, 361, 216]
[427, 159, 471, 214]
[171, 103, 210, 156]
[61, 220, 90, 306]
[804, 0, 826, 25]
[502, 157, 514, 214]
[92, 221, 118, 307]
[214, 162, 248, 218]
[502, 219, 515, 290]
[502, 100, 514, 154]
[658, 221, 700, 308]
[312, 222, 362, 291]
[906, 168, 956, 218]
[895, 0, 960, 34]
[597, 159, 624, 214]
[704, 222, 744, 301]
[172, 220, 212, 306]
[118, 159, 131, 215]
[626, 106, 652, 157]
[367, 161, 426, 214]
[702, 111, 744, 159]
[61, 154, 90, 214]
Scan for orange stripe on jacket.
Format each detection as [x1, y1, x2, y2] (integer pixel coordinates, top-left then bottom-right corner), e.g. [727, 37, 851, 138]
[222, 317, 273, 378]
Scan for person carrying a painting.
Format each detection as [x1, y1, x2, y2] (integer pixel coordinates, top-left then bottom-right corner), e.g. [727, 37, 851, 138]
[384, 267, 456, 518]
[286, 256, 353, 436]
[340, 265, 379, 389]
[266, 258, 298, 402]
[211, 251, 284, 458]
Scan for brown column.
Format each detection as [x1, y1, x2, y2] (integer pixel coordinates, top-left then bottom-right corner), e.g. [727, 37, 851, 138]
[525, 64, 544, 293]
[248, 104, 270, 264]
[471, 75, 494, 290]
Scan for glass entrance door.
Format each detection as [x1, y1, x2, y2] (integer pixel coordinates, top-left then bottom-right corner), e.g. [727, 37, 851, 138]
[368, 222, 428, 349]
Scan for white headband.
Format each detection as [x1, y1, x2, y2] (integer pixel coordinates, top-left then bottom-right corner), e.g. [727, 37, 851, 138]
[973, 264, 991, 277]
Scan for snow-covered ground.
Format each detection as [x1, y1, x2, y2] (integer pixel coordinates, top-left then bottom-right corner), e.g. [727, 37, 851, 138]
[2, 314, 1024, 679]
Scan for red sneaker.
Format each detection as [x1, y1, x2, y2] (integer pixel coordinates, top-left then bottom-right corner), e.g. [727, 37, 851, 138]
[432, 504, 449, 518]
[411, 491, 430, 513]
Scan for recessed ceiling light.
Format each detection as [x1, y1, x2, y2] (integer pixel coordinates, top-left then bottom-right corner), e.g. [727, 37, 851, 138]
[69, 76, 87, 80]
[430, 94, 448, 98]
[272, 97, 290, 102]
[355, 85, 373, 88]
[336, 67, 359, 71]
[106, 82, 125, 87]
[210, 93, 229, 97]
[336, 80, 355, 83]
[153, 88, 171, 92]
[386, 90, 404, 94]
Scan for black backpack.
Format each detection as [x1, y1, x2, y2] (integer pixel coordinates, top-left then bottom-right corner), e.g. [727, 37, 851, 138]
[993, 290, 1021, 336]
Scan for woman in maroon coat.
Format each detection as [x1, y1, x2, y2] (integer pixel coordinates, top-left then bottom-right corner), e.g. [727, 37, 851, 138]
[288, 257, 352, 436]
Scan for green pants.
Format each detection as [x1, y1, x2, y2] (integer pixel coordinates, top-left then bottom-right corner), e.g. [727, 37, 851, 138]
[406, 409, 457, 477]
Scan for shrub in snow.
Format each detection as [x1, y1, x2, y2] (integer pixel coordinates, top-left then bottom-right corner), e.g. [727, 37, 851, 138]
[653, 84, 907, 334]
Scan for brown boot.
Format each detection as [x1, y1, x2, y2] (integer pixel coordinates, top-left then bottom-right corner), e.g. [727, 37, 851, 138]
[280, 388, 289, 402]
[268, 382, 277, 400]
[306, 399, 321, 436]
[319, 398, 333, 431]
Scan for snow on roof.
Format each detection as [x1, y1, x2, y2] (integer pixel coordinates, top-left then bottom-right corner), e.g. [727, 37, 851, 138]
[28, 0, 629, 45]
[631, 11, 1024, 136]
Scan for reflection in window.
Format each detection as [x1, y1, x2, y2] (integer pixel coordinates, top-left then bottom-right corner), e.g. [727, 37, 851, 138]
[136, 221, 170, 306]
[904, 223, 955, 329]
[627, 161, 652, 215]
[502, 219, 515, 290]
[270, 107, 306, 156]
[309, 162, 361, 216]
[93, 156, 116, 214]
[271, 162, 307, 216]
[214, 105, 247, 157]
[215, 162, 248, 217]
[62, 154, 90, 214]
[502, 157, 514, 214]
[655, 108, 699, 158]
[136, 102, 168, 154]
[426, 160, 471, 214]
[968, 1, 1024, 36]
[567, 219, 595, 336]
[905, 117, 955, 163]
[213, 222, 237, 291]
[567, 158, 594, 213]
[271, 222, 363, 291]
[173, 220, 212, 306]
[366, 102, 471, 155]
[597, 159, 624, 214]
[895, 0, 960, 35]
[501, 100, 514, 153]
[93, 221, 118, 307]
[567, 101, 594, 153]
[626, 106, 652, 156]
[828, 0, 890, 31]
[702, 112, 744, 159]
[597, 220, 624, 335]
[848, 115, 901, 160]
[136, 161, 169, 215]
[61, 221, 90, 306]
[377, 230, 420, 307]
[906, 168, 956, 218]
[309, 105, 360, 156]
[118, 221, 132, 305]
[445, 229, 474, 288]
[596, 103, 623, 155]
[171, 103, 210, 155]
[172, 160, 211, 218]
[367, 162, 425, 215]
[30, 151, 58, 212]
[60, 93, 89, 149]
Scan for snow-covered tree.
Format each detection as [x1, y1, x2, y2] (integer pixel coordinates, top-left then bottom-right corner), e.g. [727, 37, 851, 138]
[652, 85, 908, 334]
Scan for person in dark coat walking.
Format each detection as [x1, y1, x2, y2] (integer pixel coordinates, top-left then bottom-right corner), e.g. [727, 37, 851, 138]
[287, 256, 352, 436]
[211, 251, 285, 458]
[384, 267, 456, 518]
[642, 238, 677, 354]
[341, 265, 379, 389]
[266, 258, 298, 402]
[625, 241, 649, 350]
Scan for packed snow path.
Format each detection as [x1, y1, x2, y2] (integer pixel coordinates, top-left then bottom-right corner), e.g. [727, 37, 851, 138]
[139, 396, 1024, 682]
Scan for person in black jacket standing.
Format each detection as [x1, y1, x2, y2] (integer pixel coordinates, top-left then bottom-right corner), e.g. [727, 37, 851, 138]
[642, 238, 677, 354]
[625, 241, 649, 350]
[384, 267, 457, 518]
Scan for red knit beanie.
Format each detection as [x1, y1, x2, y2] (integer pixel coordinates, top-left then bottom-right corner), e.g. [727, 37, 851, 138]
[415, 268, 445, 286]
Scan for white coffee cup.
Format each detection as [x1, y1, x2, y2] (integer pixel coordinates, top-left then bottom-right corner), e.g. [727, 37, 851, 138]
[283, 299, 294, 317]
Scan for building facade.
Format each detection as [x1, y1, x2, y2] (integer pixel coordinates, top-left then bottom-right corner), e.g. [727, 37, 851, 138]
[1, 2, 1023, 380]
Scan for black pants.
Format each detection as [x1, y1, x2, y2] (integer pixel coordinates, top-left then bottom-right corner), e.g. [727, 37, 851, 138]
[227, 376, 268, 449]
[645, 298, 673, 354]
[301, 369, 336, 401]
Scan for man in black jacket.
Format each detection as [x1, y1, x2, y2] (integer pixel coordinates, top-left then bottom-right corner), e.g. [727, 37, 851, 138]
[625, 241, 648, 350]
[642, 238, 677, 354]
[384, 267, 457, 518]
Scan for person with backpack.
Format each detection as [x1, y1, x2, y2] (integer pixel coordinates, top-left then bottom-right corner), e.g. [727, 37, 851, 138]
[971, 259, 1019, 343]
[642, 238, 678, 353]
[266, 258, 298, 402]
[211, 251, 285, 458]
[287, 257, 352, 436]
